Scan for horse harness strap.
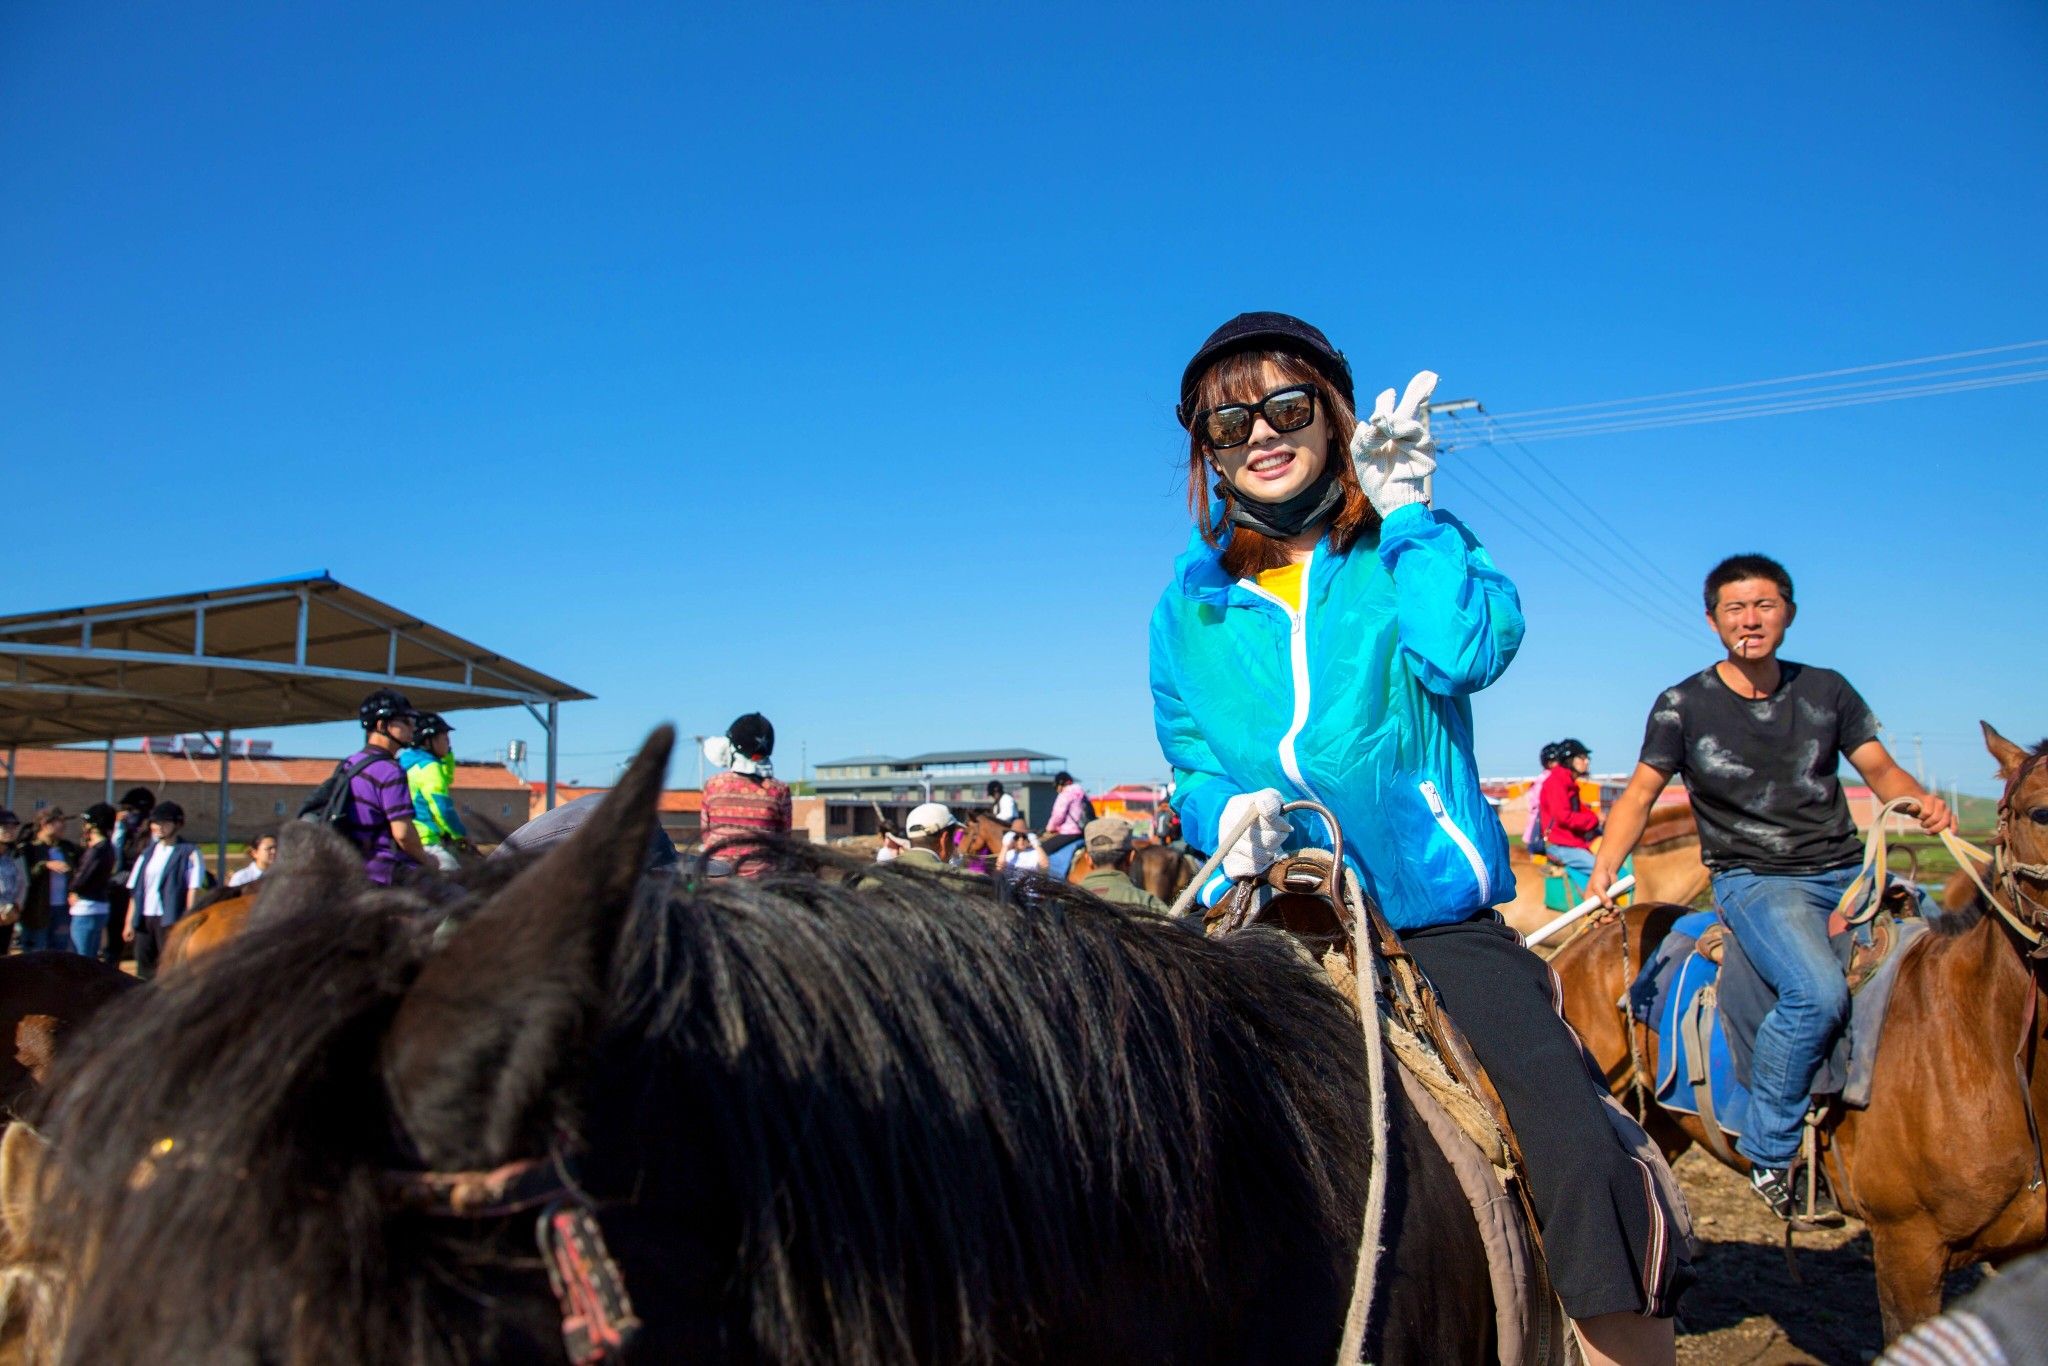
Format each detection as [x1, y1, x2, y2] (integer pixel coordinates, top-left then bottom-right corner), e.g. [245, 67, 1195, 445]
[1678, 984, 1740, 1167]
[380, 1148, 641, 1365]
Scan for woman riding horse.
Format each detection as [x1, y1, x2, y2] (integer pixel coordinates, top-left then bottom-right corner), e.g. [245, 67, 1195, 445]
[1151, 311, 1687, 1365]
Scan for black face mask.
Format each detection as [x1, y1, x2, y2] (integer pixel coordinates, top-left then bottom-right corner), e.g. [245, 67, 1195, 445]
[1219, 461, 1344, 540]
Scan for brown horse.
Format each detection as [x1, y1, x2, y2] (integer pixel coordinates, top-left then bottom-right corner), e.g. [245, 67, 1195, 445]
[1551, 721, 2048, 1338]
[951, 811, 1011, 874]
[1067, 845, 1197, 905]
[158, 881, 263, 973]
[1501, 802, 1710, 939]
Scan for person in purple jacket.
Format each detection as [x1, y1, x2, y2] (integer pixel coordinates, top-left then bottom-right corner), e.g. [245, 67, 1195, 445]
[343, 689, 431, 884]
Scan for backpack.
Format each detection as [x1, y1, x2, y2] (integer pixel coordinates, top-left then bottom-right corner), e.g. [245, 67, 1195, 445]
[1078, 792, 1099, 826]
[298, 752, 388, 834]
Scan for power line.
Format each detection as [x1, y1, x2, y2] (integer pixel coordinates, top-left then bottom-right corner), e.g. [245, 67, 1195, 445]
[1440, 463, 1704, 646]
[1483, 368, 2048, 444]
[1444, 412, 1697, 603]
[1491, 339, 2048, 422]
[1487, 353, 2048, 439]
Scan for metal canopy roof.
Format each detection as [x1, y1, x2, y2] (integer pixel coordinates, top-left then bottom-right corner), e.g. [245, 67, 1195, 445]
[0, 573, 592, 746]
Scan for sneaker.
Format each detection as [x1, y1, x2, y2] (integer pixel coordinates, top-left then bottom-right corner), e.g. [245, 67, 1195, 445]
[1748, 1165, 1798, 1220]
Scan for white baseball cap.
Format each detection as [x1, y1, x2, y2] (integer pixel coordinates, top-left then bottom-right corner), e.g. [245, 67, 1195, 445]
[903, 802, 959, 839]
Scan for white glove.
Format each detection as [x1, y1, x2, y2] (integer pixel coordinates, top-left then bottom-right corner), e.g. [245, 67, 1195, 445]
[1351, 370, 1439, 514]
[1219, 789, 1293, 882]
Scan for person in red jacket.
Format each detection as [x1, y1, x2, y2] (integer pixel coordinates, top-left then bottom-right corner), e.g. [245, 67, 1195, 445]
[1539, 738, 1602, 899]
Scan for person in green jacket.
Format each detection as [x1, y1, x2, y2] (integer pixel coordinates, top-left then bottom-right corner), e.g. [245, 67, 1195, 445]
[1076, 817, 1172, 916]
[399, 712, 471, 871]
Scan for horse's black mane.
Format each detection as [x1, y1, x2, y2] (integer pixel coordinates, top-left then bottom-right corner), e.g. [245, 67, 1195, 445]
[32, 839, 1372, 1364]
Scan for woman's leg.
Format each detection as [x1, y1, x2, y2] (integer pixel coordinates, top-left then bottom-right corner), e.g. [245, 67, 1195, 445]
[1551, 846, 1596, 900]
[1401, 915, 1682, 1346]
[71, 914, 104, 958]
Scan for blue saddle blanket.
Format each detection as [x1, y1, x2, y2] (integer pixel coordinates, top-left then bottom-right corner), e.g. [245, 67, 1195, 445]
[1631, 909, 1925, 1125]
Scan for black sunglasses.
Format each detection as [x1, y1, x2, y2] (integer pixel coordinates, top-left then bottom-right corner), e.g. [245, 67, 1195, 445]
[1191, 385, 1319, 450]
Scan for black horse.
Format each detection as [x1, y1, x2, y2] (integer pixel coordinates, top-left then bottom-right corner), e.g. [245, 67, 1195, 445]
[27, 727, 1495, 1364]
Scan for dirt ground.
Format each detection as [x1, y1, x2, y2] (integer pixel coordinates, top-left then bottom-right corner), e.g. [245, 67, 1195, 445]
[1670, 1151, 1983, 1364]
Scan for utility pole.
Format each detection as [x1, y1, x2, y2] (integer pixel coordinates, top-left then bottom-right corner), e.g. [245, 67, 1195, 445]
[691, 736, 707, 788]
[1425, 398, 1482, 452]
[1912, 734, 1926, 786]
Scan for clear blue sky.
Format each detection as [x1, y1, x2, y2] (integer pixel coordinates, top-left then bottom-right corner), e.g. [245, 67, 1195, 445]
[4, 2, 2044, 796]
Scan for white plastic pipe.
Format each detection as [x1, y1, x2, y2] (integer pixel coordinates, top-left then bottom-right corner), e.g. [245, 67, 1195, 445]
[1523, 875, 1636, 948]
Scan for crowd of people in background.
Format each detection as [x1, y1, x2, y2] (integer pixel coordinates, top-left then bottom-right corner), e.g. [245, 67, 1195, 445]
[1, 694, 1178, 962]
[0, 685, 484, 975]
[0, 788, 231, 977]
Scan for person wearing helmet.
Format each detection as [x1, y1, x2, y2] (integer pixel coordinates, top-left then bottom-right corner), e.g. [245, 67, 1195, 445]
[67, 803, 120, 957]
[1151, 312, 1682, 1360]
[699, 713, 791, 876]
[399, 711, 472, 871]
[985, 779, 1020, 826]
[1525, 742, 1562, 856]
[102, 785, 157, 966]
[339, 688, 430, 884]
[124, 800, 206, 980]
[1538, 739, 1602, 899]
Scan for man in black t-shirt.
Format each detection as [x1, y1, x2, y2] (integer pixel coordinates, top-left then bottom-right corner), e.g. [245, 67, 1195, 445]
[1588, 553, 1952, 1220]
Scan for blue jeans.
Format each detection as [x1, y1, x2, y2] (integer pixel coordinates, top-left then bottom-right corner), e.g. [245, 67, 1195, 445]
[16, 919, 64, 952]
[1711, 865, 1859, 1169]
[70, 914, 106, 958]
[1550, 845, 1596, 900]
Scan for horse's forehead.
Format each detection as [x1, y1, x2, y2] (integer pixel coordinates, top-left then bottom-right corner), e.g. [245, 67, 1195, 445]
[2014, 752, 2048, 805]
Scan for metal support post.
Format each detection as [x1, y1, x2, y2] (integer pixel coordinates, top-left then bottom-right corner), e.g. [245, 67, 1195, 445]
[217, 729, 232, 883]
[105, 738, 116, 803]
[545, 703, 559, 811]
[3, 745, 13, 810]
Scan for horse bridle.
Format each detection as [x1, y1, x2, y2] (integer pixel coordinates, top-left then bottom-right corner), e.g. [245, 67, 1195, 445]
[1996, 753, 2048, 927]
[380, 1143, 640, 1365]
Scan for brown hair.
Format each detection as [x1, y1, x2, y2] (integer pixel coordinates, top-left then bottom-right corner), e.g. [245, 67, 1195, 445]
[1183, 350, 1378, 578]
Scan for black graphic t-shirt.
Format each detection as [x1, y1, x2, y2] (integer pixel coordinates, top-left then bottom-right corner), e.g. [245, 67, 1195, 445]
[1638, 661, 1881, 875]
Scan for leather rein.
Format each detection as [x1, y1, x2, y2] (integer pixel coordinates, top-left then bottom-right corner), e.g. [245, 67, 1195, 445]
[1842, 765, 2048, 959]
[379, 1144, 640, 1364]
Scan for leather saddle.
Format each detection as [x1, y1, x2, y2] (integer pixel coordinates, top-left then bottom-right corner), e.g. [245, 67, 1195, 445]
[1206, 852, 1528, 1183]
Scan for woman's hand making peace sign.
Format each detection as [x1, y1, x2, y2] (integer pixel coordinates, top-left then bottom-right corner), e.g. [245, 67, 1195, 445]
[1351, 370, 1439, 516]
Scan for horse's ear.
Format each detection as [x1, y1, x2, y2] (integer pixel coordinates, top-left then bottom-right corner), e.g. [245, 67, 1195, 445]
[1981, 721, 2030, 782]
[382, 725, 674, 1169]
[259, 820, 372, 919]
[0, 1122, 48, 1254]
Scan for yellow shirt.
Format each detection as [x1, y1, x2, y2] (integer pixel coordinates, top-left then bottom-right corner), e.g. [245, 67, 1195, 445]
[1254, 561, 1305, 613]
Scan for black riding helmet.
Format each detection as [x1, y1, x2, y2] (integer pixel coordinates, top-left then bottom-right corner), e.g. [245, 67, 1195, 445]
[1540, 742, 1561, 768]
[359, 688, 414, 730]
[1555, 738, 1591, 761]
[413, 711, 454, 743]
[726, 713, 774, 762]
[119, 786, 156, 814]
[1176, 311, 1355, 429]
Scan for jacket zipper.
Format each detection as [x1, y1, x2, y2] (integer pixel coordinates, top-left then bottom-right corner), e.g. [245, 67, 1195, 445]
[1238, 548, 1322, 803]
[1419, 779, 1491, 904]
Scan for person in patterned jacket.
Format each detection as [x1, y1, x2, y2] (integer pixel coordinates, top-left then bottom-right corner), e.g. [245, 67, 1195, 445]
[699, 712, 791, 875]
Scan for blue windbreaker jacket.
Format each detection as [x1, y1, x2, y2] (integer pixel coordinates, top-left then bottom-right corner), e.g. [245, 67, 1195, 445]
[1149, 502, 1525, 932]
